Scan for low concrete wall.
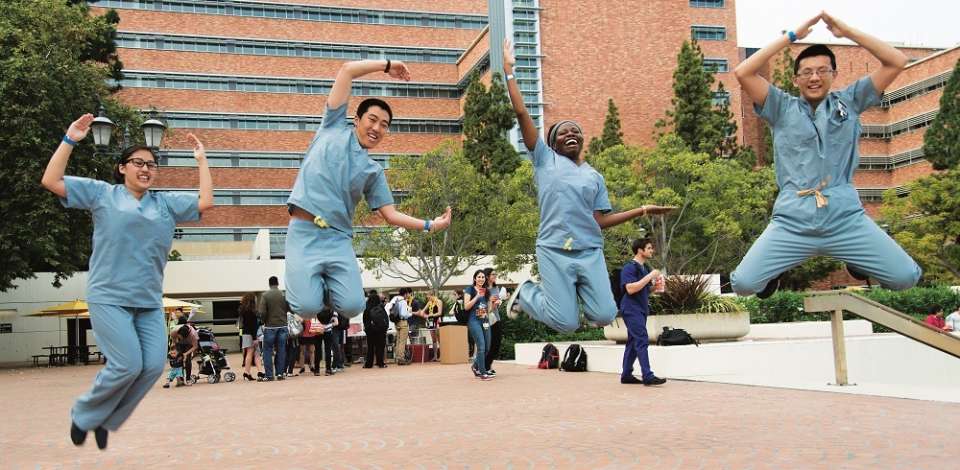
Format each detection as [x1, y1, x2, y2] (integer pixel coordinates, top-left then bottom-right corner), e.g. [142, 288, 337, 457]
[745, 320, 874, 339]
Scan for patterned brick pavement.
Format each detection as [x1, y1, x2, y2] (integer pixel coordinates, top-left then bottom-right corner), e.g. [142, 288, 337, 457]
[1, 353, 956, 469]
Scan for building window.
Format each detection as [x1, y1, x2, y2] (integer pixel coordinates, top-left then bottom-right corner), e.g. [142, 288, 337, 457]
[712, 91, 730, 106]
[703, 58, 729, 73]
[690, 0, 724, 8]
[691, 26, 726, 41]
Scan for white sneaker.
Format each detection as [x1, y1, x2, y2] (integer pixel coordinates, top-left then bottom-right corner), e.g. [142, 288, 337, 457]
[506, 280, 530, 320]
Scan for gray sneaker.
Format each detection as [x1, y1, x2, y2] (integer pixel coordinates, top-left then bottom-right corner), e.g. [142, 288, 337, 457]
[506, 280, 531, 320]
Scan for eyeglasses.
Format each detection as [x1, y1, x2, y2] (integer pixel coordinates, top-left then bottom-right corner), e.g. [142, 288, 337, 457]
[797, 68, 836, 79]
[125, 158, 159, 170]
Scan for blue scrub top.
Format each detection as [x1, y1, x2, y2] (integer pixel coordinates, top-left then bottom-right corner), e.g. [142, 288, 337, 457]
[531, 137, 612, 250]
[757, 77, 880, 224]
[619, 260, 651, 316]
[287, 103, 395, 236]
[61, 176, 199, 308]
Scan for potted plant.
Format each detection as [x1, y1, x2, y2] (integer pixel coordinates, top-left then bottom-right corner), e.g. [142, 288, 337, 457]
[604, 274, 749, 343]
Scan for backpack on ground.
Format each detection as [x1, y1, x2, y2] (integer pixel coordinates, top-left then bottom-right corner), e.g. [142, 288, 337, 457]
[657, 327, 700, 346]
[538, 343, 560, 369]
[559, 344, 588, 372]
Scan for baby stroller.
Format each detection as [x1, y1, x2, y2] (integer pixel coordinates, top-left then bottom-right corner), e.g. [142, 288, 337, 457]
[189, 327, 236, 384]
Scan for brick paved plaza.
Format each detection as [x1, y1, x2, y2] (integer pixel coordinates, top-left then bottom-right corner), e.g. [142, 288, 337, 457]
[2, 353, 957, 469]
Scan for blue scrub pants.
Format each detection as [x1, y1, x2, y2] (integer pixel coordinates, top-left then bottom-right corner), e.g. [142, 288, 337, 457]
[731, 212, 921, 295]
[72, 303, 166, 432]
[467, 316, 491, 375]
[285, 219, 366, 317]
[516, 246, 618, 332]
[621, 312, 654, 380]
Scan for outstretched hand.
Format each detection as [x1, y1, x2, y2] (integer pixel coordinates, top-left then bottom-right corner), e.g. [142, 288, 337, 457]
[387, 60, 411, 81]
[642, 205, 677, 216]
[186, 133, 206, 161]
[792, 13, 822, 41]
[821, 11, 851, 39]
[430, 206, 452, 232]
[66, 114, 94, 143]
[503, 38, 516, 71]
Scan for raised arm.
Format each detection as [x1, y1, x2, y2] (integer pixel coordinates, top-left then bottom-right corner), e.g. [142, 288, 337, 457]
[734, 14, 821, 107]
[502, 39, 538, 151]
[187, 133, 214, 213]
[41, 114, 93, 198]
[327, 60, 411, 110]
[821, 12, 907, 93]
[594, 205, 676, 230]
[377, 204, 451, 233]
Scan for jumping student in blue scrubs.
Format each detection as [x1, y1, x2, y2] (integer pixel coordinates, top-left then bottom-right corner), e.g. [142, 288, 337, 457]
[501, 39, 674, 332]
[284, 59, 451, 320]
[731, 12, 921, 298]
[41, 114, 213, 449]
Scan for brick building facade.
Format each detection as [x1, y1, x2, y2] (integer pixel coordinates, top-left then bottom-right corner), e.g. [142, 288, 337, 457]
[90, 0, 953, 268]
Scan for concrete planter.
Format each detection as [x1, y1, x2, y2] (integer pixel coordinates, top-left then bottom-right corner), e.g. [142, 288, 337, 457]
[604, 311, 750, 343]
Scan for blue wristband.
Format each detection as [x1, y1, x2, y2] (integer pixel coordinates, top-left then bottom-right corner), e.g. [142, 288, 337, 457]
[787, 31, 797, 43]
[424, 220, 431, 232]
[62, 135, 78, 146]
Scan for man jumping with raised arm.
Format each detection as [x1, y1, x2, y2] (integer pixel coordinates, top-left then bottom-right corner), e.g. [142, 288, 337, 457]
[285, 59, 452, 318]
[730, 12, 921, 298]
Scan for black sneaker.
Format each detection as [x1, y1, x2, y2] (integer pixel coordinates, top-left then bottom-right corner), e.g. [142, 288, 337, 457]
[162, 382, 171, 389]
[756, 275, 781, 299]
[487, 369, 497, 377]
[70, 422, 87, 446]
[325, 369, 334, 376]
[642, 376, 667, 386]
[94, 427, 108, 450]
[620, 375, 643, 384]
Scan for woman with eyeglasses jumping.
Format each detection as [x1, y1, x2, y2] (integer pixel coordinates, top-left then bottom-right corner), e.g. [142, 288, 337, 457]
[41, 113, 213, 450]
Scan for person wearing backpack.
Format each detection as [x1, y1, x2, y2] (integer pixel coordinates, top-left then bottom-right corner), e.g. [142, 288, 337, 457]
[362, 289, 389, 368]
[618, 238, 667, 386]
[386, 287, 413, 365]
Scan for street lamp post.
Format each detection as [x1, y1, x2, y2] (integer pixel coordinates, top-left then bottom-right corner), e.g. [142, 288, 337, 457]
[89, 105, 167, 151]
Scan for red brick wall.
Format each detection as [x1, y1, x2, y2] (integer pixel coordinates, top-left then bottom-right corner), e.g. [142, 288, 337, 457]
[537, 0, 741, 148]
[164, 129, 460, 154]
[861, 89, 943, 125]
[458, 27, 490, 82]
[853, 160, 935, 187]
[118, 49, 461, 83]
[155, 168, 297, 189]
[116, 88, 461, 119]
[252, 0, 486, 15]
[96, 8, 480, 49]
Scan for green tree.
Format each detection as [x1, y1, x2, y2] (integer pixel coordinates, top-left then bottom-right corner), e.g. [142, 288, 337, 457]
[0, 0, 135, 291]
[588, 136, 776, 275]
[658, 40, 742, 159]
[880, 170, 960, 283]
[357, 144, 500, 293]
[462, 72, 520, 175]
[587, 98, 624, 155]
[491, 160, 539, 275]
[922, 58, 960, 170]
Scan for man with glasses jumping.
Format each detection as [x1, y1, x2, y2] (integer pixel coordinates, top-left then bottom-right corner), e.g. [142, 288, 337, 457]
[730, 11, 921, 298]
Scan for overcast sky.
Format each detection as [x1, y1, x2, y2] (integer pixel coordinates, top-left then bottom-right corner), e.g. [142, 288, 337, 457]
[736, 0, 960, 49]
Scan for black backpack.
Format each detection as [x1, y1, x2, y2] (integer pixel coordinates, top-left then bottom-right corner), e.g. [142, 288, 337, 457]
[453, 301, 468, 324]
[657, 327, 700, 346]
[369, 305, 389, 332]
[388, 299, 402, 324]
[559, 344, 588, 372]
[538, 343, 560, 369]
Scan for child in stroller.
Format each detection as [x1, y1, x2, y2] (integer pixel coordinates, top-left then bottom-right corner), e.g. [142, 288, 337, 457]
[189, 327, 236, 384]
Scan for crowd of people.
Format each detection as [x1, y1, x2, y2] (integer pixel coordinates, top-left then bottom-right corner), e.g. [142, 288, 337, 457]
[42, 10, 938, 450]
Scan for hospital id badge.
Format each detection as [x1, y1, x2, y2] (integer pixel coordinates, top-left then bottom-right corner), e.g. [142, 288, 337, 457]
[482, 322, 490, 330]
